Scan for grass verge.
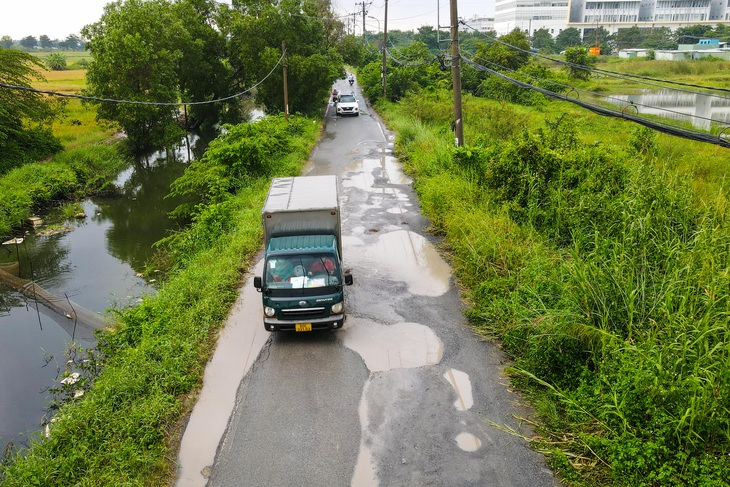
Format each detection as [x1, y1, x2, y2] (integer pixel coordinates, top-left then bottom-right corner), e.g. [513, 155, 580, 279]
[0, 115, 321, 486]
[375, 89, 730, 486]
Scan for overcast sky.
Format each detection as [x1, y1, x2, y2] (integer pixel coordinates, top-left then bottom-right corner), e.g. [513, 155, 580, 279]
[0, 0, 494, 40]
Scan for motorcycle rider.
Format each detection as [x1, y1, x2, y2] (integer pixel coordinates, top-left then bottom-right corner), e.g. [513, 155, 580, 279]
[348, 73, 355, 86]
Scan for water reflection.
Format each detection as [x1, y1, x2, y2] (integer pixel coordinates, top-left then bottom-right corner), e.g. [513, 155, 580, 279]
[0, 133, 207, 455]
[611, 89, 730, 130]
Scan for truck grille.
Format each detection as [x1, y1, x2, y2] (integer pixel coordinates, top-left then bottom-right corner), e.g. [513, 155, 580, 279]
[281, 307, 326, 320]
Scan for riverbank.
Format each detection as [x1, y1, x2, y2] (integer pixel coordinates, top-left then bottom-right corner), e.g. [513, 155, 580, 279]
[373, 89, 730, 485]
[0, 114, 321, 486]
[0, 67, 123, 239]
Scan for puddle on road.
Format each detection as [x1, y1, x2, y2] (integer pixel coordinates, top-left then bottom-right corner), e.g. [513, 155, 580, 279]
[344, 231, 450, 297]
[455, 432, 482, 452]
[176, 261, 270, 487]
[340, 318, 443, 372]
[443, 368, 474, 412]
[342, 156, 412, 193]
[352, 380, 378, 487]
[343, 319, 443, 486]
[358, 230, 451, 297]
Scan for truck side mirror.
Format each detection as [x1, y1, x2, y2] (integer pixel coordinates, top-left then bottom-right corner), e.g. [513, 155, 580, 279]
[344, 273, 353, 286]
[253, 276, 262, 291]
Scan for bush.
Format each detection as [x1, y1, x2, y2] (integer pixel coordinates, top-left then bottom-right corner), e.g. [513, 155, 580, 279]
[45, 53, 67, 70]
[377, 87, 730, 485]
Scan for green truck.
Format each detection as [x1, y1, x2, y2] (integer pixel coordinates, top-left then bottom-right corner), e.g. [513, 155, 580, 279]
[253, 176, 353, 332]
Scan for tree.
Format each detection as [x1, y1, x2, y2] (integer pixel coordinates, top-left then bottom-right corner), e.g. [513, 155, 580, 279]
[335, 34, 365, 67]
[643, 27, 676, 50]
[82, 0, 189, 152]
[0, 48, 63, 173]
[675, 25, 713, 44]
[227, 0, 344, 114]
[414, 25, 439, 53]
[531, 27, 556, 53]
[474, 29, 531, 72]
[564, 46, 592, 80]
[59, 34, 81, 51]
[172, 0, 235, 129]
[46, 53, 67, 70]
[615, 26, 644, 50]
[20, 36, 37, 50]
[1, 36, 14, 49]
[555, 27, 582, 52]
[39, 35, 54, 49]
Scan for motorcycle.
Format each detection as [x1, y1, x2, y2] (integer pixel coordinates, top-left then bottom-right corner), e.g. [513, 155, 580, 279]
[348, 78, 354, 87]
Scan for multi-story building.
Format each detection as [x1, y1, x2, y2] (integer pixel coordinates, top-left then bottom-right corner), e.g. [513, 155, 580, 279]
[462, 14, 495, 33]
[495, 0, 730, 38]
[494, 0, 571, 36]
[568, 0, 730, 34]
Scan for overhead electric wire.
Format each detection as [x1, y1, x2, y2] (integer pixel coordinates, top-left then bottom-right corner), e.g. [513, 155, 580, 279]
[459, 53, 730, 149]
[459, 21, 730, 98]
[461, 48, 728, 128]
[0, 51, 286, 106]
[384, 47, 436, 66]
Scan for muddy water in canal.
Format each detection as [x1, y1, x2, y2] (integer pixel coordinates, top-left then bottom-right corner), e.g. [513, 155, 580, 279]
[0, 136, 202, 454]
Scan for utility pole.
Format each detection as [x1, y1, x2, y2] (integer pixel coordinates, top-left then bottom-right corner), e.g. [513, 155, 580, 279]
[355, 1, 369, 43]
[382, 0, 388, 99]
[282, 41, 289, 121]
[450, 0, 463, 146]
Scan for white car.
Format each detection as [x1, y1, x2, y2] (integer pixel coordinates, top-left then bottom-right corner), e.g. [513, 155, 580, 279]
[336, 93, 359, 116]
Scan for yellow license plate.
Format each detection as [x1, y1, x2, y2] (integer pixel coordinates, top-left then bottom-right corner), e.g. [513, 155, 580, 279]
[295, 323, 312, 332]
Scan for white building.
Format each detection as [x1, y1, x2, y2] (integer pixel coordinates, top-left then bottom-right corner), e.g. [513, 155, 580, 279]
[462, 14, 495, 33]
[568, 0, 730, 35]
[494, 0, 571, 37]
[494, 0, 730, 40]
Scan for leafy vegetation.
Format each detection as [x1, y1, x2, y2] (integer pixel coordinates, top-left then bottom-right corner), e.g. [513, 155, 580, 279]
[0, 115, 319, 486]
[0, 145, 130, 237]
[369, 86, 730, 486]
[81, 0, 344, 152]
[0, 48, 64, 174]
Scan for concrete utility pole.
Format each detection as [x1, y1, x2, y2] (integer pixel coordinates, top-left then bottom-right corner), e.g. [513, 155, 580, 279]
[356, 1, 369, 43]
[382, 0, 388, 99]
[450, 0, 463, 146]
[282, 41, 289, 120]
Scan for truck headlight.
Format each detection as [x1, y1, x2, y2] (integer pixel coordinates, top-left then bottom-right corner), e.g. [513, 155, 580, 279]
[264, 306, 276, 317]
[331, 302, 343, 314]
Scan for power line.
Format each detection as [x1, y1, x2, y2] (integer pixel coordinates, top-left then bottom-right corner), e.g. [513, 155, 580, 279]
[460, 21, 730, 99]
[461, 48, 729, 128]
[0, 51, 286, 106]
[459, 53, 730, 149]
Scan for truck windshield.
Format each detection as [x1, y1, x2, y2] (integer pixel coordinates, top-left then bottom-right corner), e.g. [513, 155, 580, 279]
[265, 254, 340, 290]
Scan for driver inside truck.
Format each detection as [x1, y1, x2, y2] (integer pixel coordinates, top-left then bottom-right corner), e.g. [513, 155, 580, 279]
[309, 257, 334, 275]
[268, 257, 303, 282]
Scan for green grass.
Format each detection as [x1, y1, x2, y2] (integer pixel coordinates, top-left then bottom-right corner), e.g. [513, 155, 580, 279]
[0, 115, 321, 486]
[0, 144, 130, 238]
[33, 68, 119, 149]
[374, 89, 730, 486]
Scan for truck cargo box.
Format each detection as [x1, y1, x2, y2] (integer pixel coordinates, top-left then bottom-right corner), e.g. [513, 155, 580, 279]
[262, 176, 341, 256]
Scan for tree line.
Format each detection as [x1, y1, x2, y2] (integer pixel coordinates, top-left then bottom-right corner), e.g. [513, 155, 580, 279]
[1, 34, 84, 51]
[531, 23, 730, 55]
[365, 23, 730, 57]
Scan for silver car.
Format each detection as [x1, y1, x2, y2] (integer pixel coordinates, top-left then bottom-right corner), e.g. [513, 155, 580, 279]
[335, 93, 359, 116]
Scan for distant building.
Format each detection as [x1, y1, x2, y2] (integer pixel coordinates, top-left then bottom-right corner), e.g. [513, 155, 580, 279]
[494, 0, 570, 36]
[568, 0, 730, 36]
[494, 0, 730, 40]
[462, 14, 495, 33]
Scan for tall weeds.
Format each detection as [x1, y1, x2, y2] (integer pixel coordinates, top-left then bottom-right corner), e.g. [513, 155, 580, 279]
[379, 90, 730, 486]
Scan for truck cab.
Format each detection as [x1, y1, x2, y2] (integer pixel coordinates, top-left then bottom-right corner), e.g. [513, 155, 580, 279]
[253, 176, 353, 332]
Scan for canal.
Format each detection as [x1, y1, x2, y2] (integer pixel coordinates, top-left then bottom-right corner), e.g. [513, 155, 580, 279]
[0, 134, 205, 455]
[610, 89, 730, 130]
